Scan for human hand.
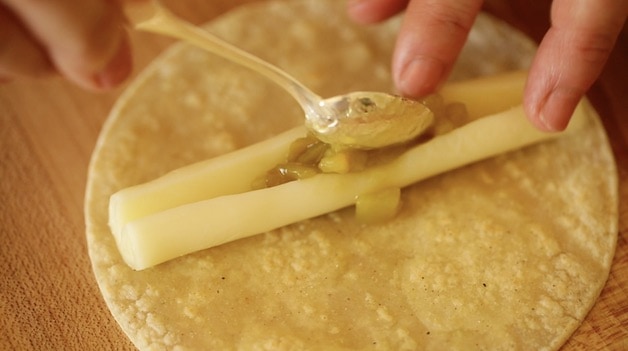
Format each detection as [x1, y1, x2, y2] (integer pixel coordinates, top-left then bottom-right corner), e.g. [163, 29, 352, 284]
[347, 0, 627, 131]
[0, 0, 135, 91]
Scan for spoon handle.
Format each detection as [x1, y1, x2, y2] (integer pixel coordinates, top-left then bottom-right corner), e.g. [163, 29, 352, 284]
[126, 1, 323, 112]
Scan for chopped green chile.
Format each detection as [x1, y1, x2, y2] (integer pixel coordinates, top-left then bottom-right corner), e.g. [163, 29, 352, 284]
[420, 94, 445, 119]
[355, 187, 401, 224]
[318, 149, 368, 174]
[294, 140, 329, 164]
[446, 102, 469, 123]
[257, 95, 470, 209]
[264, 162, 319, 187]
[286, 136, 317, 160]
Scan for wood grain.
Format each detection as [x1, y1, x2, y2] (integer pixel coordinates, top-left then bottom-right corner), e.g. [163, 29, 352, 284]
[1, 1, 625, 350]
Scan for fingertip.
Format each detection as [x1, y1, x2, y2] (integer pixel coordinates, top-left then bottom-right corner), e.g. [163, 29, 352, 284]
[524, 85, 579, 132]
[91, 35, 133, 90]
[538, 88, 580, 132]
[391, 0, 482, 98]
[524, 0, 626, 131]
[525, 53, 584, 133]
[523, 77, 551, 132]
[395, 57, 445, 98]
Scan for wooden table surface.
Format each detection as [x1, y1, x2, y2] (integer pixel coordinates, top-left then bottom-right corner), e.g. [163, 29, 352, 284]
[1, 1, 625, 350]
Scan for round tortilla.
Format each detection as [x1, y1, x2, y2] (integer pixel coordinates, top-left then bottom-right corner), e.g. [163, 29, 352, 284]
[85, 0, 618, 350]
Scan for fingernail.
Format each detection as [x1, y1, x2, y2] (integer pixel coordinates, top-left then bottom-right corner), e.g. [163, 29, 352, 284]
[539, 88, 580, 132]
[396, 57, 444, 97]
[93, 39, 132, 90]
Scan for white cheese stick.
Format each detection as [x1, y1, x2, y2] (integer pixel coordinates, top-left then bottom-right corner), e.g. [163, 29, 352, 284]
[108, 126, 306, 237]
[109, 71, 528, 237]
[438, 71, 527, 119]
[119, 100, 589, 270]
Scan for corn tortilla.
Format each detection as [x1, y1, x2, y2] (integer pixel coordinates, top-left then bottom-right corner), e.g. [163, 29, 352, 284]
[85, 0, 618, 350]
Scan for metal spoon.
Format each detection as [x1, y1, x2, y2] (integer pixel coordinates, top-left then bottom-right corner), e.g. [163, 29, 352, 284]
[125, 1, 434, 149]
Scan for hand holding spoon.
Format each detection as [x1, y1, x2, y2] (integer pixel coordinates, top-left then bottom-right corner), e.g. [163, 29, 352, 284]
[125, 1, 434, 149]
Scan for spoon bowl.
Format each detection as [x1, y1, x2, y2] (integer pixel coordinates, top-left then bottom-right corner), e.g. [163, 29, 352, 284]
[311, 92, 434, 149]
[126, 1, 434, 149]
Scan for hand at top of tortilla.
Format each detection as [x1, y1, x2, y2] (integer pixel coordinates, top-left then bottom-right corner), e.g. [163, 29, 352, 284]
[347, 0, 627, 131]
[0, 0, 133, 90]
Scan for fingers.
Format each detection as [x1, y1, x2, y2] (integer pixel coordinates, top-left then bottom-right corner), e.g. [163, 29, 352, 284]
[347, 0, 410, 24]
[0, 0, 132, 90]
[524, 0, 627, 131]
[391, 0, 484, 98]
